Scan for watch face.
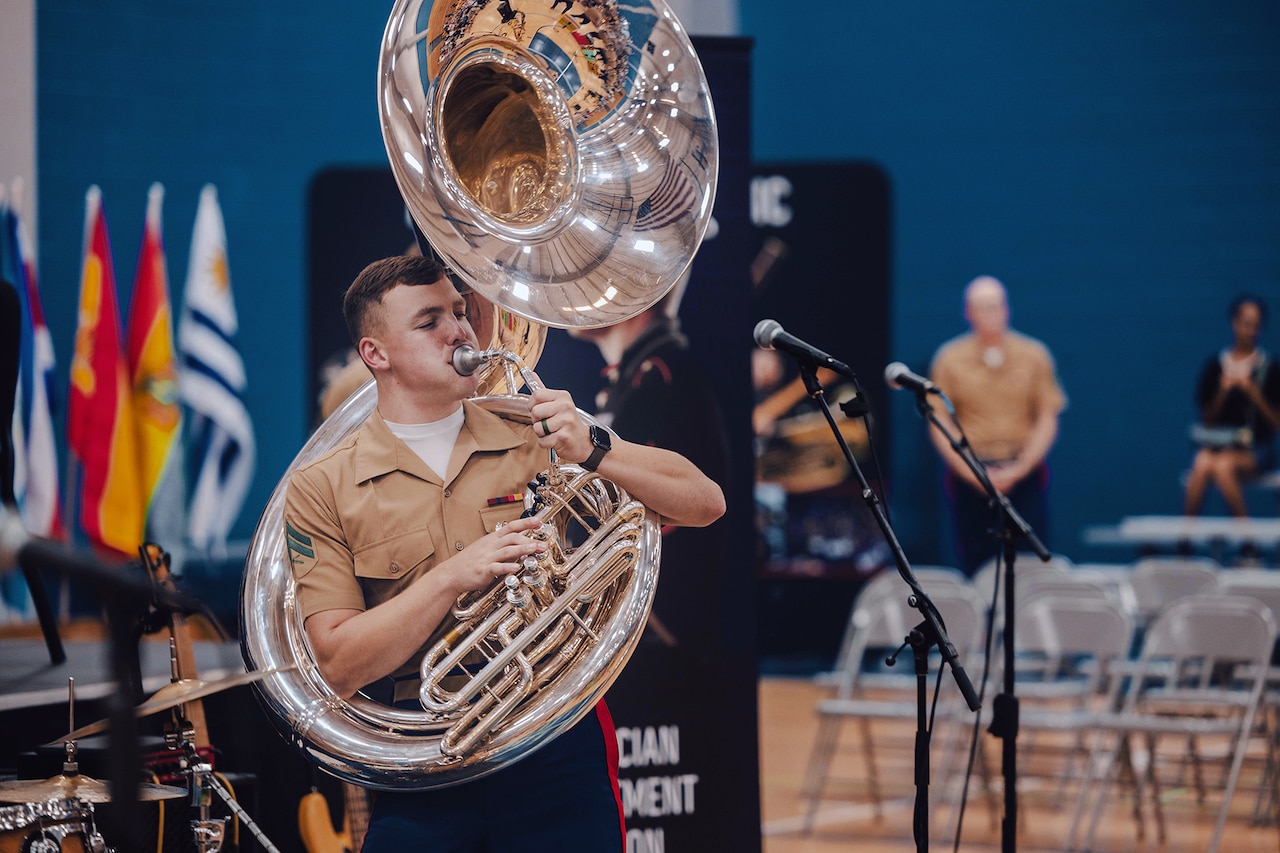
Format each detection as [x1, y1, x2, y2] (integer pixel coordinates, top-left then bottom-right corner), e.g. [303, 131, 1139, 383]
[591, 425, 611, 449]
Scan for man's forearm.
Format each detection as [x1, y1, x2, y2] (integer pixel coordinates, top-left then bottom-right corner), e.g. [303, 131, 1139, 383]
[305, 571, 459, 698]
[1010, 412, 1059, 480]
[593, 438, 726, 528]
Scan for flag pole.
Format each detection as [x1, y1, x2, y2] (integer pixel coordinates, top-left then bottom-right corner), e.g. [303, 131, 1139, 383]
[58, 454, 80, 621]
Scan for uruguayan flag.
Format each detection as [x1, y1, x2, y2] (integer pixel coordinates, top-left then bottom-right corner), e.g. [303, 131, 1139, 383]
[178, 185, 255, 554]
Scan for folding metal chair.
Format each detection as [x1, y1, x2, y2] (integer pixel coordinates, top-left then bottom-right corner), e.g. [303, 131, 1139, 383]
[1018, 568, 1138, 618]
[1066, 594, 1277, 853]
[1211, 570, 1280, 823]
[1127, 555, 1220, 626]
[1006, 591, 1137, 806]
[801, 575, 985, 831]
[971, 552, 1072, 632]
[816, 565, 972, 692]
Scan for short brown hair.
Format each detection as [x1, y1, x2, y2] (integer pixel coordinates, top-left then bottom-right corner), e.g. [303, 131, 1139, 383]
[343, 255, 449, 344]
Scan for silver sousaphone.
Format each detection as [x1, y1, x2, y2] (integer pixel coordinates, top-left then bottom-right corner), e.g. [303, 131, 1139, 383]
[240, 0, 717, 789]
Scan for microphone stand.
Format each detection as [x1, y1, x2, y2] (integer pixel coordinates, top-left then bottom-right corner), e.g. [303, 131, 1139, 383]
[794, 361, 980, 853]
[912, 390, 1049, 853]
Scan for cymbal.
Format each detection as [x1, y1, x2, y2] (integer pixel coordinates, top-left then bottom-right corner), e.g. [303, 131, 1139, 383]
[50, 666, 295, 744]
[0, 773, 185, 804]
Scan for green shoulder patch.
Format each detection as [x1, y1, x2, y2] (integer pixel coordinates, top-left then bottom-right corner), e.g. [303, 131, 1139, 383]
[285, 519, 318, 574]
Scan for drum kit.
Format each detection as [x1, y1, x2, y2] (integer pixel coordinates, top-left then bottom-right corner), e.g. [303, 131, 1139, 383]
[0, 671, 287, 853]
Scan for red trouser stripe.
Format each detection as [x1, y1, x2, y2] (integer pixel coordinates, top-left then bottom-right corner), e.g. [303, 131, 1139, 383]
[595, 699, 627, 850]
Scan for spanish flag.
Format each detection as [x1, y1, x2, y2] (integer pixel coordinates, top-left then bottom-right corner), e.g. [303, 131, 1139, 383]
[67, 186, 143, 556]
[125, 184, 184, 549]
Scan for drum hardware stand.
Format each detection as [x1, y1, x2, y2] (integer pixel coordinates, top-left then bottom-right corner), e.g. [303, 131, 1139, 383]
[912, 387, 1050, 853]
[166, 722, 281, 853]
[795, 360, 981, 853]
[37, 677, 112, 853]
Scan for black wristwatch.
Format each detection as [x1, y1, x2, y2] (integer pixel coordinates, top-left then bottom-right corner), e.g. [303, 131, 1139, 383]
[581, 424, 612, 472]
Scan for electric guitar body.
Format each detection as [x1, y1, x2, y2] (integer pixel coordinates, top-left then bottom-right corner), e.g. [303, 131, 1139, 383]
[299, 782, 369, 853]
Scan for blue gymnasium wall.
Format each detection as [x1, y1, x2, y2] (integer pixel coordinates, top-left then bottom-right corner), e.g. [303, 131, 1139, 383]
[35, 2, 1280, 565]
[37, 3, 394, 543]
[743, 1, 1280, 565]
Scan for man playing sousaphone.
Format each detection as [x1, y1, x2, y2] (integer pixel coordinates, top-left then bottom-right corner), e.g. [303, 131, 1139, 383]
[283, 255, 724, 850]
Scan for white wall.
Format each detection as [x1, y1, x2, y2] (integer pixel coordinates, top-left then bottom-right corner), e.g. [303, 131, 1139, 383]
[0, 0, 37, 238]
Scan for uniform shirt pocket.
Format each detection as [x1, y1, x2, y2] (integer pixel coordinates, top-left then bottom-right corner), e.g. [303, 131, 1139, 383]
[353, 527, 436, 583]
[479, 503, 527, 534]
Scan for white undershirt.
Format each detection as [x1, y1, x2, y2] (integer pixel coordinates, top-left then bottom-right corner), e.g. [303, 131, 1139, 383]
[1221, 348, 1263, 382]
[384, 406, 466, 479]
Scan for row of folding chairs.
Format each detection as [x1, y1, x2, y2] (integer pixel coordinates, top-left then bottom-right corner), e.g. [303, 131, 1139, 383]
[801, 567, 988, 828]
[800, 555, 1280, 852]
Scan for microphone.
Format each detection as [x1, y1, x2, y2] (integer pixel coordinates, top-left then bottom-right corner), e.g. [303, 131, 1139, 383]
[452, 345, 487, 377]
[884, 362, 940, 395]
[753, 319, 856, 379]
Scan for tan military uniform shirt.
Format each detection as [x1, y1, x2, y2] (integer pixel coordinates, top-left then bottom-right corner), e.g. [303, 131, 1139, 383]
[930, 330, 1067, 463]
[283, 399, 546, 677]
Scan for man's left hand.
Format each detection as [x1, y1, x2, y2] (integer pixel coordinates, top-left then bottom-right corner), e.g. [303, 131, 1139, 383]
[527, 375, 593, 465]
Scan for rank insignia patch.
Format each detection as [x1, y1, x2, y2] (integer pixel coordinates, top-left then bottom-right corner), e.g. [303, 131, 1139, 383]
[286, 520, 317, 573]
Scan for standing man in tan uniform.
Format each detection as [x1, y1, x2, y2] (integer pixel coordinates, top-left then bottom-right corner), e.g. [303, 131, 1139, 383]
[283, 255, 725, 851]
[928, 275, 1066, 574]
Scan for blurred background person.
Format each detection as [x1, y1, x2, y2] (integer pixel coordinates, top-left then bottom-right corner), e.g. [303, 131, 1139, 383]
[316, 350, 371, 422]
[928, 275, 1067, 574]
[569, 271, 736, 844]
[751, 351, 837, 440]
[570, 272, 730, 667]
[1184, 293, 1280, 519]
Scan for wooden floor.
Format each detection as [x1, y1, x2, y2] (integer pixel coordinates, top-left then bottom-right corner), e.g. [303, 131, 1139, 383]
[758, 676, 1280, 853]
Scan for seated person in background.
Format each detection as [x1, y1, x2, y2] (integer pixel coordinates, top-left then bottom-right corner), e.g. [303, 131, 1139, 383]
[751, 348, 837, 438]
[1184, 294, 1280, 518]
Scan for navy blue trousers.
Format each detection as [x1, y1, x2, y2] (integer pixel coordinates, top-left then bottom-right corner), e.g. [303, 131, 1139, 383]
[360, 702, 625, 853]
[944, 463, 1051, 576]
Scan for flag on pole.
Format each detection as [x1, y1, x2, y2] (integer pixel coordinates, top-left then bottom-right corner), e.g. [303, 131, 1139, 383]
[67, 186, 144, 556]
[0, 195, 29, 619]
[125, 183, 185, 552]
[1, 198, 24, 511]
[179, 184, 254, 554]
[12, 193, 64, 541]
